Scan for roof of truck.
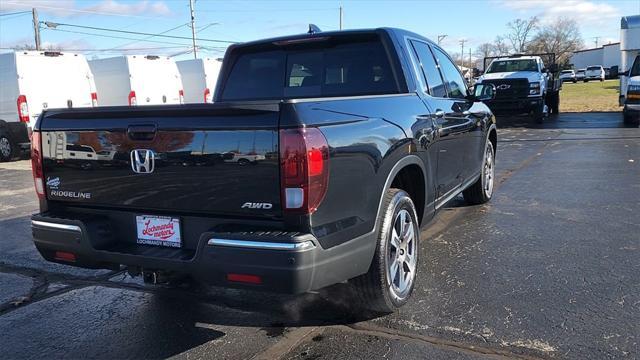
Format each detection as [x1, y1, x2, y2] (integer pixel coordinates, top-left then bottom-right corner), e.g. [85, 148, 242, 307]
[229, 27, 434, 50]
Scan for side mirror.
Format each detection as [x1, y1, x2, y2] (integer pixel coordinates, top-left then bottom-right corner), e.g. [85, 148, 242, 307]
[619, 70, 629, 77]
[473, 83, 496, 101]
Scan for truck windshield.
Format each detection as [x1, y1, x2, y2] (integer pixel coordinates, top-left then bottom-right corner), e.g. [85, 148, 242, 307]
[220, 38, 399, 101]
[486, 59, 538, 73]
[631, 56, 640, 77]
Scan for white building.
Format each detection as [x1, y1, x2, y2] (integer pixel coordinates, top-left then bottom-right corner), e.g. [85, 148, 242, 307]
[571, 43, 620, 69]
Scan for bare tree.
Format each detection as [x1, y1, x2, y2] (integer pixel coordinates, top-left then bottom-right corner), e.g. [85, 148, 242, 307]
[493, 36, 510, 56]
[528, 18, 584, 65]
[474, 43, 495, 69]
[506, 17, 539, 53]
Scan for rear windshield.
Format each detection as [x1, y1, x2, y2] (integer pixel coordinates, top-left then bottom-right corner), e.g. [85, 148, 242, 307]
[587, 66, 601, 71]
[220, 38, 399, 101]
[561, 70, 573, 74]
[486, 59, 538, 73]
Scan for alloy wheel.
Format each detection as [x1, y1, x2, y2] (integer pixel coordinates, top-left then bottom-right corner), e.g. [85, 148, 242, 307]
[483, 143, 495, 198]
[386, 209, 417, 299]
[0, 137, 11, 158]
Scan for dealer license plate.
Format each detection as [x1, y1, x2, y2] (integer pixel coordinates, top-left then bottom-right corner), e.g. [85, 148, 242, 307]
[136, 215, 181, 248]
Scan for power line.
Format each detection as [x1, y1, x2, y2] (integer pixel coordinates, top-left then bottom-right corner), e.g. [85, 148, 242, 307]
[42, 21, 237, 44]
[43, 27, 200, 47]
[0, 10, 32, 16]
[104, 23, 190, 51]
[3, 1, 169, 19]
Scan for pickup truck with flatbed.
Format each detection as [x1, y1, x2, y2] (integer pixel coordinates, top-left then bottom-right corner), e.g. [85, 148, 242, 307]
[476, 54, 561, 123]
[30, 28, 497, 312]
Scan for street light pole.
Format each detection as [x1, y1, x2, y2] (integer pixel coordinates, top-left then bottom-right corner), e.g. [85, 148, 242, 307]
[32, 8, 41, 50]
[189, 0, 197, 59]
[437, 34, 447, 46]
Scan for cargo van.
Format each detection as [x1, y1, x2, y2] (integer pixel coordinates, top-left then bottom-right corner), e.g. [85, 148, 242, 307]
[0, 51, 97, 161]
[89, 55, 183, 107]
[177, 58, 223, 103]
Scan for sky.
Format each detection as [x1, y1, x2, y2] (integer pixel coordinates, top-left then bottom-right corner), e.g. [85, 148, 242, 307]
[1, 0, 639, 61]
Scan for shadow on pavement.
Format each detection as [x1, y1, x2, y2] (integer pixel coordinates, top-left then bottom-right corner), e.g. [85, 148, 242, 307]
[497, 111, 627, 129]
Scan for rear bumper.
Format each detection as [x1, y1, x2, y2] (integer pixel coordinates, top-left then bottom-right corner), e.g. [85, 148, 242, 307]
[483, 97, 543, 115]
[31, 214, 375, 294]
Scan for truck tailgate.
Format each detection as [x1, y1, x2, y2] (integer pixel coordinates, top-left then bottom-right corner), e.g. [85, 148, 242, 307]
[38, 104, 281, 218]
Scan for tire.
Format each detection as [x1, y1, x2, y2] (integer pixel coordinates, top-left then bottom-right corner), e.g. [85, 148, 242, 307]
[0, 132, 15, 162]
[463, 140, 495, 205]
[550, 92, 560, 115]
[237, 158, 250, 166]
[573, 79, 577, 83]
[584, 80, 588, 83]
[624, 110, 640, 127]
[352, 188, 419, 313]
[533, 98, 546, 124]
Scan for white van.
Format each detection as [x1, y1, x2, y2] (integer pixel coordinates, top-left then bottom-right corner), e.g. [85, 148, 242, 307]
[0, 51, 97, 161]
[89, 55, 183, 107]
[176, 58, 222, 103]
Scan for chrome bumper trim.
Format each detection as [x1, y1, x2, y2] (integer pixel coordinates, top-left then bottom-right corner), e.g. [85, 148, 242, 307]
[31, 220, 81, 233]
[207, 238, 316, 251]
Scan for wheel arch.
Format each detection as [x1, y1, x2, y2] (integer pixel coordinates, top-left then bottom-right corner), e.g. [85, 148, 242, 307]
[377, 155, 428, 227]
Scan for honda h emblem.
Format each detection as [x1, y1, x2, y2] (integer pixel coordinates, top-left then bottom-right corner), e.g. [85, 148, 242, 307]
[497, 84, 511, 90]
[130, 149, 155, 174]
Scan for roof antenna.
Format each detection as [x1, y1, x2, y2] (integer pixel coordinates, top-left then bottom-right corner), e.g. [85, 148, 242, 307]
[308, 24, 321, 34]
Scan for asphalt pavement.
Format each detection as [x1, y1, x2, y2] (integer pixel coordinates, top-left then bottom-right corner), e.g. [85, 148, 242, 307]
[0, 112, 638, 359]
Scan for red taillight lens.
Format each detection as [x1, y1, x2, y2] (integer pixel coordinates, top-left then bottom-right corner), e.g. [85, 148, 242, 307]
[17, 95, 29, 123]
[31, 131, 44, 199]
[54, 251, 76, 262]
[204, 88, 212, 103]
[91, 92, 98, 107]
[227, 273, 262, 284]
[280, 127, 329, 214]
[179, 89, 184, 104]
[128, 90, 137, 106]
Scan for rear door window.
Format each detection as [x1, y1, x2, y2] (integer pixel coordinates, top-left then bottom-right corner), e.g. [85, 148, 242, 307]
[409, 40, 447, 98]
[432, 47, 468, 99]
[220, 39, 399, 101]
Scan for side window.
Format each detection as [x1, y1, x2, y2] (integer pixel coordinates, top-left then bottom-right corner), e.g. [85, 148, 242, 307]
[432, 47, 468, 99]
[409, 40, 447, 98]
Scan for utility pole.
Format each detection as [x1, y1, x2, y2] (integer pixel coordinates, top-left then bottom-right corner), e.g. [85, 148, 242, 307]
[437, 34, 447, 46]
[32, 8, 41, 50]
[459, 39, 467, 68]
[339, 5, 343, 30]
[189, 0, 197, 59]
[469, 48, 472, 69]
[593, 36, 600, 48]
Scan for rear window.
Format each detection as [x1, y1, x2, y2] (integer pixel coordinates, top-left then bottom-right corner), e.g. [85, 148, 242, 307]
[220, 38, 399, 101]
[486, 59, 538, 73]
[561, 70, 573, 74]
[587, 66, 602, 71]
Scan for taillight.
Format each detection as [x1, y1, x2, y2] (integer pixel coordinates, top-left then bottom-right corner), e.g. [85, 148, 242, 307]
[31, 131, 44, 199]
[179, 89, 184, 104]
[204, 88, 212, 103]
[91, 92, 98, 107]
[280, 127, 329, 214]
[128, 90, 137, 106]
[17, 95, 29, 123]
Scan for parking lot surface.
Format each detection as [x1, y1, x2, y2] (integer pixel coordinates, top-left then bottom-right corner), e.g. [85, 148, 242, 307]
[0, 112, 638, 359]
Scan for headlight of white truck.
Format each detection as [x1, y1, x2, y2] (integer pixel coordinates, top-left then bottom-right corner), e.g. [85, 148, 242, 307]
[529, 82, 541, 95]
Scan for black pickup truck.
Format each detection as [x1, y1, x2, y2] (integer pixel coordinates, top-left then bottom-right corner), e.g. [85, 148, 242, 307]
[30, 28, 497, 312]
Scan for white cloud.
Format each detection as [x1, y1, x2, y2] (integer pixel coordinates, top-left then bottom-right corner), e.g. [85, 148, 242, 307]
[497, 0, 621, 25]
[0, 0, 170, 18]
